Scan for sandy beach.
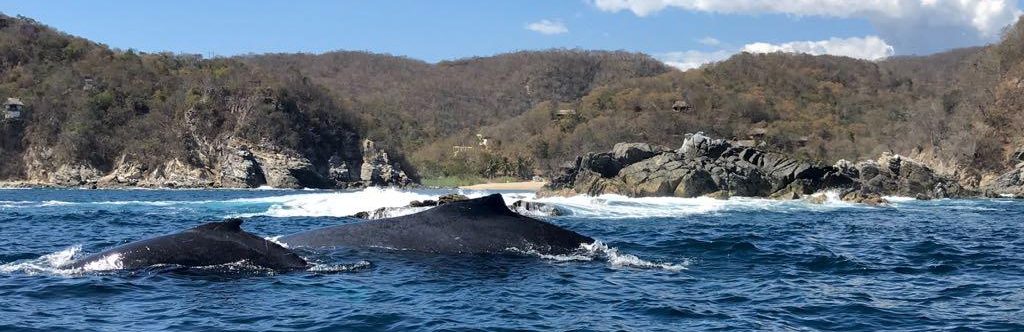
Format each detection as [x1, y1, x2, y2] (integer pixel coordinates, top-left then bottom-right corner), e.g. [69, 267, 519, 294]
[459, 181, 547, 191]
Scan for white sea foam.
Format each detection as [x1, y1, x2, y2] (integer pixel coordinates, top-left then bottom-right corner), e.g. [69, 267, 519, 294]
[0, 246, 87, 275]
[231, 187, 441, 218]
[228, 187, 875, 219]
[0, 199, 217, 208]
[80, 253, 123, 271]
[307, 260, 372, 273]
[882, 196, 918, 203]
[229, 187, 537, 218]
[515, 191, 866, 220]
[515, 241, 689, 272]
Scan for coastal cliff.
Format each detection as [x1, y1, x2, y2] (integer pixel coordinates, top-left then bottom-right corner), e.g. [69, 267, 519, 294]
[539, 132, 1020, 202]
[6, 137, 411, 189]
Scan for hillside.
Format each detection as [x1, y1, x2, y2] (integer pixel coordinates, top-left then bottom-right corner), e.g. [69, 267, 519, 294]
[0, 14, 403, 188]
[0, 14, 670, 187]
[438, 21, 1024, 189]
[2, 12, 1024, 191]
[241, 49, 670, 161]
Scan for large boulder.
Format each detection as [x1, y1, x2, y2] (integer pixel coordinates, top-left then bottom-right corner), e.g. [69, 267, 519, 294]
[855, 153, 968, 199]
[986, 162, 1024, 196]
[619, 153, 686, 196]
[612, 143, 667, 166]
[218, 145, 266, 188]
[250, 149, 323, 189]
[360, 139, 413, 187]
[673, 168, 718, 198]
[580, 152, 623, 178]
[678, 132, 728, 159]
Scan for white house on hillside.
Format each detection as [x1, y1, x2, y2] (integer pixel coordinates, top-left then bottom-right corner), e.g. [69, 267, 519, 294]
[4, 97, 23, 120]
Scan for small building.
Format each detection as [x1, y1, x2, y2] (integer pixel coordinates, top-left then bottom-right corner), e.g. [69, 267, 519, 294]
[671, 100, 693, 112]
[476, 134, 492, 149]
[82, 77, 96, 91]
[746, 127, 768, 140]
[555, 109, 577, 118]
[4, 98, 23, 120]
[454, 145, 473, 156]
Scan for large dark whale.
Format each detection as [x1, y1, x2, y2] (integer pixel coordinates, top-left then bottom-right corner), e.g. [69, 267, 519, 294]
[64, 219, 308, 271]
[279, 194, 594, 254]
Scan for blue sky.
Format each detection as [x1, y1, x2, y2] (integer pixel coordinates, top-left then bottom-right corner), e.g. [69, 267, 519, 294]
[2, 1, 1021, 69]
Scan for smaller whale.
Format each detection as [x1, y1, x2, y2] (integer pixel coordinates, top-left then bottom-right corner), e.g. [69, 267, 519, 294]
[64, 219, 307, 271]
[279, 194, 594, 255]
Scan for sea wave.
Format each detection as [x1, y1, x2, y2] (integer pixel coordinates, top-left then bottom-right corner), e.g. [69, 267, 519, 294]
[513, 241, 689, 272]
[231, 187, 442, 218]
[307, 260, 373, 273]
[0, 246, 116, 276]
[518, 190, 867, 219]
[0, 247, 320, 276]
[3, 187, 891, 219]
[231, 188, 540, 218]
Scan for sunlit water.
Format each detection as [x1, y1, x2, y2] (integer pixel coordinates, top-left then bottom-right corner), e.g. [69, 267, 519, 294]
[1, 188, 1022, 331]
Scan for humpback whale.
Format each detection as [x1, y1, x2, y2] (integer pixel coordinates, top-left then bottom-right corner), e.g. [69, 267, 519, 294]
[64, 219, 308, 271]
[279, 194, 594, 254]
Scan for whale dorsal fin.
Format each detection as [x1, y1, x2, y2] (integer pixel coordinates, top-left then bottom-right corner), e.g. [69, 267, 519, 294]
[192, 218, 244, 232]
[465, 194, 516, 215]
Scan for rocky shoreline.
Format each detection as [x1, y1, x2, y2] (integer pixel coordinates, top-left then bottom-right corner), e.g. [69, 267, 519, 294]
[541, 132, 1024, 204]
[0, 139, 413, 190]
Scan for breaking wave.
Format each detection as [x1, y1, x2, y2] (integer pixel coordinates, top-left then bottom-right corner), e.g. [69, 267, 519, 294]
[1, 187, 890, 220]
[231, 187, 441, 218]
[234, 188, 533, 218]
[517, 190, 868, 219]
[513, 241, 689, 272]
[0, 246, 121, 276]
[0, 246, 359, 276]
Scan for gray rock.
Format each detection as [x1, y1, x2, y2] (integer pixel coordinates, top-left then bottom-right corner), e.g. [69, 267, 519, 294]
[580, 152, 623, 178]
[360, 139, 413, 187]
[673, 169, 718, 198]
[543, 132, 967, 202]
[1013, 148, 1024, 162]
[985, 162, 1024, 196]
[511, 200, 567, 216]
[218, 146, 265, 188]
[612, 143, 666, 166]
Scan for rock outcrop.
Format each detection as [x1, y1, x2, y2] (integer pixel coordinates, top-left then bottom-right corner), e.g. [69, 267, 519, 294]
[359, 140, 413, 187]
[984, 159, 1024, 198]
[15, 137, 415, 189]
[542, 132, 972, 202]
[511, 200, 567, 217]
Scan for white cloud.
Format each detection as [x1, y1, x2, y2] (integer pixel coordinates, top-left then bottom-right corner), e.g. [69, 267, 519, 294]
[697, 37, 721, 46]
[592, 0, 1022, 54]
[656, 50, 734, 70]
[658, 35, 895, 70]
[742, 36, 895, 60]
[525, 20, 569, 35]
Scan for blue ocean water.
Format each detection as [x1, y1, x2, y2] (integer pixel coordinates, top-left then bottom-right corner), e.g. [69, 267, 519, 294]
[1, 188, 1022, 331]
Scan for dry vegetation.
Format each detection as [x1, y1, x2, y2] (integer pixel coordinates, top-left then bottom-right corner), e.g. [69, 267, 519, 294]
[3, 13, 1024, 185]
[0, 15, 363, 180]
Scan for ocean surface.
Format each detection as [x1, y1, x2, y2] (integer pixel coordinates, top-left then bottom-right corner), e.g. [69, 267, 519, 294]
[1, 188, 1022, 331]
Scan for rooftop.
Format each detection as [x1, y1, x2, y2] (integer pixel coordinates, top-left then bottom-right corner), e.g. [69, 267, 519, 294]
[5, 97, 23, 106]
